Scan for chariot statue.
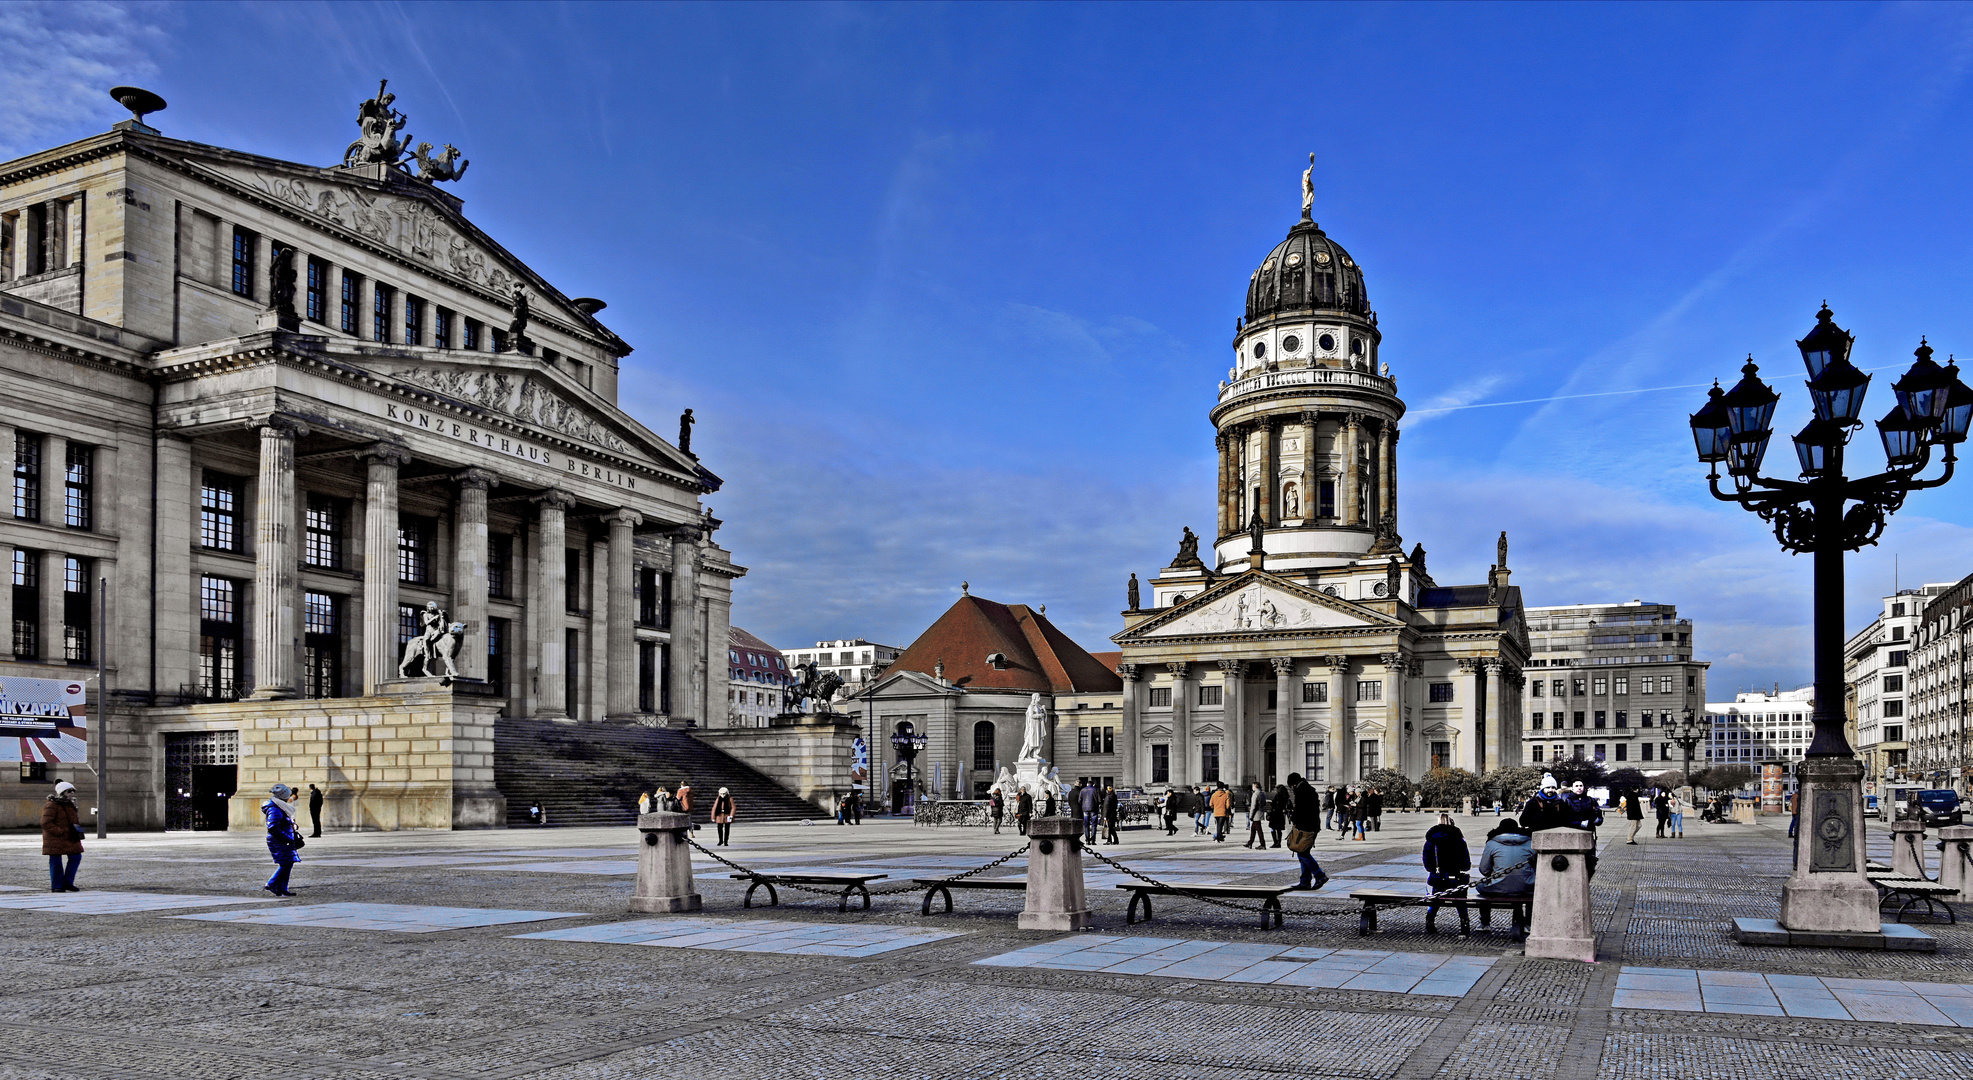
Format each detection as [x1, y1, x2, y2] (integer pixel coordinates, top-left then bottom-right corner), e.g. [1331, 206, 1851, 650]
[345, 79, 412, 167]
[410, 141, 469, 183]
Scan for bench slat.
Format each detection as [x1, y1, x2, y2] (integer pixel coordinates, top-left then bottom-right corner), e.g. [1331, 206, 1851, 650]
[1112, 883, 1290, 898]
[728, 873, 886, 884]
[911, 878, 1025, 889]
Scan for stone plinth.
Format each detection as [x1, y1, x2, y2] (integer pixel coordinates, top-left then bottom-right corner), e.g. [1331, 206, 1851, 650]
[630, 810, 701, 913]
[1890, 820, 1928, 880]
[1937, 826, 1973, 902]
[1019, 816, 1093, 931]
[1779, 757, 1878, 934]
[1526, 828, 1596, 963]
[695, 714, 862, 814]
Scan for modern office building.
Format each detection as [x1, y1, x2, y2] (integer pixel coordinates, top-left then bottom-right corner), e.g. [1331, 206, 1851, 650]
[782, 638, 901, 690]
[1518, 600, 1708, 771]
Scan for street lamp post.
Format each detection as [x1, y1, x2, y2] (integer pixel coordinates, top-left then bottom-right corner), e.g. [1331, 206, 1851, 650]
[890, 721, 927, 816]
[1690, 304, 1970, 937]
[1670, 707, 1706, 791]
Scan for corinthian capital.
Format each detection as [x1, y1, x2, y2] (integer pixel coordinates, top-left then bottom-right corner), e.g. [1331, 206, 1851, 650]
[1117, 663, 1141, 682]
[1270, 656, 1295, 676]
[1378, 651, 1405, 670]
[1166, 662, 1190, 679]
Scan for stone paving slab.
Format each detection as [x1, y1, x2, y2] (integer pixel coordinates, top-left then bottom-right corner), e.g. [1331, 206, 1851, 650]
[0, 890, 276, 914]
[516, 915, 965, 955]
[170, 901, 584, 933]
[976, 934, 1494, 995]
[1613, 965, 1973, 1025]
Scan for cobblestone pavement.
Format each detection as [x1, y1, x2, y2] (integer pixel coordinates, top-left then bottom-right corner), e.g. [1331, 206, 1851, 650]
[2, 812, 1969, 1078]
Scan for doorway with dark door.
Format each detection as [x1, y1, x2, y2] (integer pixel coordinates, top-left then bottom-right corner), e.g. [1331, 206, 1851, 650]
[1263, 733, 1277, 789]
[165, 730, 239, 830]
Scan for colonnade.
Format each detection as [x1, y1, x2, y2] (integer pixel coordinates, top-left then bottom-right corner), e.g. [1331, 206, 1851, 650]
[1215, 412, 1399, 540]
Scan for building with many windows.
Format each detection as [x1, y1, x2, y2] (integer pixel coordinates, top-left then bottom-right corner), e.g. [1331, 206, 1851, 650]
[781, 638, 901, 691]
[728, 627, 792, 728]
[1704, 686, 1815, 772]
[1847, 584, 1954, 789]
[0, 88, 741, 829]
[1911, 572, 1973, 793]
[1517, 601, 1707, 771]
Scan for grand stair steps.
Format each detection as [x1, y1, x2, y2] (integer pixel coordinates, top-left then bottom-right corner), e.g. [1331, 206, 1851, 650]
[494, 718, 823, 828]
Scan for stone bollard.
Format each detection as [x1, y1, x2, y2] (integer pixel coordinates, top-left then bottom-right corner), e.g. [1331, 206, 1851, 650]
[1890, 819, 1929, 880]
[1937, 826, 1973, 902]
[629, 810, 702, 913]
[1019, 816, 1093, 931]
[1526, 828, 1596, 962]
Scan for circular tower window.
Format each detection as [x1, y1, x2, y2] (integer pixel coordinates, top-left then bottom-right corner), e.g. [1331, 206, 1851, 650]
[1252, 341, 1267, 359]
[1282, 334, 1301, 354]
[1318, 333, 1336, 352]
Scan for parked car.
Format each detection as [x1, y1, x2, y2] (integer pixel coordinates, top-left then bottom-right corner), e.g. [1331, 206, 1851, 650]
[1864, 795, 1880, 819]
[1915, 789, 1963, 827]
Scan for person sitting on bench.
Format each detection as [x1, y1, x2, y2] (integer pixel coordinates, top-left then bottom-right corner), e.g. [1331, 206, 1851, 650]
[1422, 812, 1471, 932]
[1476, 816, 1536, 942]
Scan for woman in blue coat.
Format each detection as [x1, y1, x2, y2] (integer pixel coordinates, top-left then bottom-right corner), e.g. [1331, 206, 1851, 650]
[262, 783, 304, 896]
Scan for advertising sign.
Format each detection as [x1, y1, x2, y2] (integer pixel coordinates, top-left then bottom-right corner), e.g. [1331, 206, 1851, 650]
[849, 736, 869, 791]
[0, 676, 89, 764]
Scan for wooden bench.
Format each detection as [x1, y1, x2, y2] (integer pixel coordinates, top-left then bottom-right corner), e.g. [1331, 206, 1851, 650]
[729, 872, 886, 912]
[1868, 873, 1959, 924]
[1350, 889, 1533, 938]
[912, 876, 1026, 915]
[1114, 882, 1291, 929]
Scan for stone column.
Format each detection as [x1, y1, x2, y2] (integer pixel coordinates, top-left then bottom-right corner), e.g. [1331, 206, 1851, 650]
[39, 551, 62, 663]
[1167, 662, 1190, 788]
[1482, 658, 1504, 775]
[323, 263, 343, 331]
[389, 285, 408, 346]
[359, 276, 378, 342]
[605, 508, 642, 717]
[1329, 656, 1352, 783]
[531, 489, 576, 718]
[1219, 659, 1244, 785]
[1272, 657, 1296, 787]
[1343, 415, 1362, 526]
[1118, 663, 1140, 788]
[248, 417, 305, 699]
[1300, 411, 1320, 525]
[41, 435, 64, 529]
[1215, 434, 1230, 536]
[451, 468, 497, 682]
[359, 445, 410, 694]
[253, 233, 273, 303]
[668, 526, 700, 724]
[1381, 651, 1407, 777]
[1386, 426, 1400, 535]
[1257, 420, 1276, 526]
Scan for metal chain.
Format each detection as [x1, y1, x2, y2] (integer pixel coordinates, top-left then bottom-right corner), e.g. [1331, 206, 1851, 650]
[1081, 844, 1535, 918]
[685, 836, 1033, 898]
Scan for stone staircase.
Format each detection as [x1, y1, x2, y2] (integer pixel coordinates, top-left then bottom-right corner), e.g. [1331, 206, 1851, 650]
[494, 718, 823, 828]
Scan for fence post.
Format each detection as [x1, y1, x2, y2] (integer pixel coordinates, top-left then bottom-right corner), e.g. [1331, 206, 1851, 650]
[1526, 828, 1596, 962]
[1937, 825, 1973, 902]
[1019, 816, 1093, 931]
[630, 810, 702, 913]
[1889, 819, 1929, 880]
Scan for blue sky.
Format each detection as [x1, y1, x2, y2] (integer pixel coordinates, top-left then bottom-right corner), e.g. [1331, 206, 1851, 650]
[9, 1, 1973, 697]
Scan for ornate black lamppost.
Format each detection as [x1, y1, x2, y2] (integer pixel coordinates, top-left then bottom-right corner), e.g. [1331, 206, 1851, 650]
[1669, 707, 1707, 791]
[890, 721, 927, 815]
[1691, 304, 1971, 938]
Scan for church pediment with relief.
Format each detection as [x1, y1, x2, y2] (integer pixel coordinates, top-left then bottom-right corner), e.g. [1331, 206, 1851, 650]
[1122, 572, 1399, 642]
[388, 365, 631, 454]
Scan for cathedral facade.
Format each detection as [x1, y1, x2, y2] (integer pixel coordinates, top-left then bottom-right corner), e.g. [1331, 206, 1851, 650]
[0, 88, 739, 829]
[1110, 198, 1528, 792]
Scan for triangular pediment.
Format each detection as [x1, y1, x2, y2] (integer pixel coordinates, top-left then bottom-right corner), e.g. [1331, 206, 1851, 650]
[1118, 571, 1401, 643]
[180, 152, 609, 339]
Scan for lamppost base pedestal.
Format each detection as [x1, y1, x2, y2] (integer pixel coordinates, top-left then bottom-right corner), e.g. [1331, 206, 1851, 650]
[1730, 917, 1936, 951]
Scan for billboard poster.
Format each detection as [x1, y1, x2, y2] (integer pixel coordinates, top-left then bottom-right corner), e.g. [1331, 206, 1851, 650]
[0, 676, 89, 764]
[850, 736, 869, 791]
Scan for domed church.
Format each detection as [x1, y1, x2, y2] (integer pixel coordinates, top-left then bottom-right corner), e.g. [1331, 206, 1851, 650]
[1108, 179, 1529, 791]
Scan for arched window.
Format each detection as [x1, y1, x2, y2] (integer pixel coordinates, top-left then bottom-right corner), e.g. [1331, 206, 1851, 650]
[973, 721, 996, 773]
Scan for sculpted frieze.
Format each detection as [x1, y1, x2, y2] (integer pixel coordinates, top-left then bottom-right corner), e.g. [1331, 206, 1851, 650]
[390, 366, 630, 454]
[241, 171, 518, 298]
[1145, 581, 1363, 637]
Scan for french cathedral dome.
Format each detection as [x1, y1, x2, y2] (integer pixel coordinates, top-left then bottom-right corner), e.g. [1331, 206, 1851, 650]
[1245, 218, 1370, 323]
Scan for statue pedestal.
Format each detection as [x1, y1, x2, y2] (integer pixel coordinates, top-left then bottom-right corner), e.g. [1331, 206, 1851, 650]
[374, 676, 493, 697]
[1019, 817, 1092, 931]
[1526, 829, 1596, 963]
[630, 811, 701, 913]
[993, 757, 1061, 807]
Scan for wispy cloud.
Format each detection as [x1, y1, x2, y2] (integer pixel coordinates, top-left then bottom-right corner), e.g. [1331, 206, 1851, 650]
[0, 1, 171, 158]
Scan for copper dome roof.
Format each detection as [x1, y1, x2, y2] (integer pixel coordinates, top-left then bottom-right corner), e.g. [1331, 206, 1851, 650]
[1245, 218, 1369, 323]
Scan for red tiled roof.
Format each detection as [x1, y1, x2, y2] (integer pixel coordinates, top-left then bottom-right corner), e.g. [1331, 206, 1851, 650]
[729, 626, 789, 681]
[888, 596, 1123, 694]
[1088, 651, 1122, 674]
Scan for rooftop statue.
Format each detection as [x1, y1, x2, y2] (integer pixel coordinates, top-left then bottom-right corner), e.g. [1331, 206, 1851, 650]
[1170, 525, 1202, 568]
[502, 286, 532, 352]
[1497, 530, 1509, 569]
[411, 141, 469, 183]
[678, 408, 696, 456]
[1301, 151, 1315, 218]
[345, 79, 412, 167]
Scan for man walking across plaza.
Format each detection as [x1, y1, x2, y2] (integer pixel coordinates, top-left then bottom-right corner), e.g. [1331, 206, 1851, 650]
[1323, 785, 1338, 831]
[307, 783, 324, 838]
[1102, 784, 1121, 844]
[1623, 789, 1645, 844]
[1268, 780, 1290, 848]
[1209, 782, 1233, 842]
[1244, 782, 1269, 848]
[1284, 772, 1330, 891]
[1017, 789, 1034, 836]
[1079, 781, 1100, 844]
[990, 789, 1005, 834]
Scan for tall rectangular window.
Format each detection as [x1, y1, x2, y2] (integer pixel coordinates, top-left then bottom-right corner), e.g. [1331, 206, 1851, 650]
[304, 495, 344, 570]
[404, 295, 424, 346]
[199, 576, 240, 700]
[489, 617, 511, 698]
[1431, 740, 1451, 769]
[565, 548, 582, 612]
[433, 307, 452, 350]
[1306, 741, 1325, 781]
[397, 516, 432, 584]
[1615, 676, 1629, 695]
[1552, 679, 1565, 697]
[63, 443, 92, 530]
[61, 557, 90, 663]
[1531, 744, 1545, 763]
[1317, 479, 1336, 518]
[305, 257, 326, 322]
[637, 639, 655, 713]
[565, 628, 580, 717]
[1615, 744, 1628, 761]
[637, 567, 658, 625]
[1641, 743, 1653, 761]
[373, 284, 392, 343]
[1615, 711, 1628, 728]
[488, 534, 512, 599]
[340, 273, 359, 333]
[11, 549, 39, 659]
[1199, 742, 1220, 783]
[302, 591, 341, 698]
[1151, 744, 1170, 784]
[1359, 739, 1381, 775]
[1356, 679, 1383, 702]
[463, 319, 481, 351]
[1594, 711, 1607, 729]
[1593, 677, 1608, 696]
[200, 474, 242, 551]
[231, 228, 253, 297]
[13, 431, 41, 521]
[659, 571, 673, 628]
[1198, 684, 1221, 706]
[1572, 711, 1586, 729]
[1303, 681, 1327, 703]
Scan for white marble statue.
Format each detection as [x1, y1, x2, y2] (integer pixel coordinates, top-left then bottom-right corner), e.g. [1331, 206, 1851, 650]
[1018, 692, 1048, 761]
[1302, 151, 1315, 216]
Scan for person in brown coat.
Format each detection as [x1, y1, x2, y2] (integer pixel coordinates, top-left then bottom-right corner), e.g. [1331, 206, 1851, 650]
[711, 787, 737, 846]
[42, 780, 83, 892]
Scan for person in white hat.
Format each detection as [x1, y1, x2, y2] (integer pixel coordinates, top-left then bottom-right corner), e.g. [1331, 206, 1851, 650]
[1518, 773, 1570, 833]
[711, 787, 737, 846]
[42, 780, 84, 892]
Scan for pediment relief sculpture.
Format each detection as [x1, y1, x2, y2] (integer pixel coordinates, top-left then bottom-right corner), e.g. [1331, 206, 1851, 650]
[390, 367, 632, 454]
[1138, 577, 1378, 638]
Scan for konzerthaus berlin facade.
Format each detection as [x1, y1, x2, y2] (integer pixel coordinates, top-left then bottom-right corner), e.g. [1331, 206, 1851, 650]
[1107, 194, 1529, 792]
[0, 92, 739, 830]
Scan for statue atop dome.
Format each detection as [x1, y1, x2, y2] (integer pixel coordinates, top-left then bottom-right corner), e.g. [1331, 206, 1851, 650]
[1301, 151, 1315, 219]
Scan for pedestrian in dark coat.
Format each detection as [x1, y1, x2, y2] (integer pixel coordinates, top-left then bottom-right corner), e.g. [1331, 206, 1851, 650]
[42, 781, 83, 892]
[1102, 785, 1121, 844]
[1267, 783, 1290, 848]
[1244, 783, 1269, 848]
[1421, 813, 1471, 932]
[989, 790, 1006, 834]
[1284, 773, 1330, 890]
[262, 783, 304, 897]
[307, 783, 324, 838]
[1042, 789, 1057, 817]
[1366, 787, 1385, 832]
[1079, 782, 1100, 843]
[1519, 774, 1572, 832]
[1623, 790, 1645, 844]
[711, 787, 737, 846]
[1016, 790, 1034, 835]
[1653, 792, 1671, 838]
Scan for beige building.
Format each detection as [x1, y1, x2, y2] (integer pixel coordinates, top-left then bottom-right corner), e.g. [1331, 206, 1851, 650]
[1911, 572, 1973, 792]
[1519, 600, 1708, 770]
[1111, 195, 1529, 792]
[0, 89, 740, 830]
[1845, 584, 1953, 789]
